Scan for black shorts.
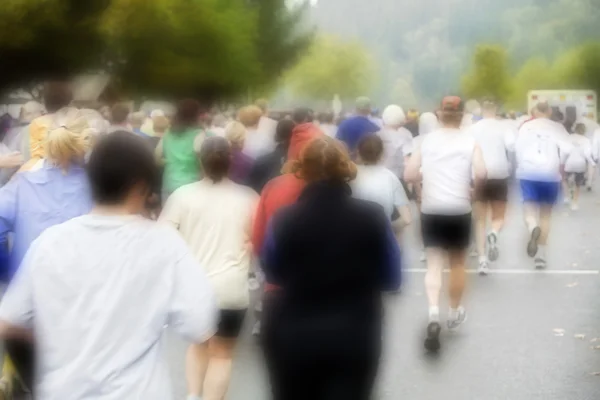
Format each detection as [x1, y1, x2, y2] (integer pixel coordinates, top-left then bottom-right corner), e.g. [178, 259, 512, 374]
[216, 309, 247, 339]
[475, 178, 509, 202]
[567, 172, 586, 187]
[421, 213, 472, 250]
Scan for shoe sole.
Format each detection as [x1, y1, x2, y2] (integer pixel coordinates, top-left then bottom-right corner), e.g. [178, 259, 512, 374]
[424, 322, 441, 352]
[487, 234, 499, 262]
[527, 227, 541, 258]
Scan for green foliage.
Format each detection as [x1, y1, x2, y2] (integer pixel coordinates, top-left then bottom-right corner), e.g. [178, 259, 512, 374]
[462, 45, 513, 103]
[286, 35, 375, 101]
[0, 0, 312, 101]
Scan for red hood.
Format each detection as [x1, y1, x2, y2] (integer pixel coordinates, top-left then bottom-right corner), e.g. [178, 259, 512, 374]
[288, 123, 323, 161]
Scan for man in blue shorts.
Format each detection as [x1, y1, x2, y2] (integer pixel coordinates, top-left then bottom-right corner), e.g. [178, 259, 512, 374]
[515, 102, 572, 269]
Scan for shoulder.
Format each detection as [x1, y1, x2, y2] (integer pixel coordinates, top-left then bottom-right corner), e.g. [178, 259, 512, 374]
[229, 181, 259, 203]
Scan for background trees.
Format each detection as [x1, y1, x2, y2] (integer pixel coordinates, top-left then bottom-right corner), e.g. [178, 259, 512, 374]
[0, 0, 312, 102]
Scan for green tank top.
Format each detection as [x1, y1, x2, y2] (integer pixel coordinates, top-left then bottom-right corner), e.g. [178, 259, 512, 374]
[163, 128, 203, 193]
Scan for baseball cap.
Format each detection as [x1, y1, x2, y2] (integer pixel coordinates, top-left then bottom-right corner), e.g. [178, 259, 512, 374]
[441, 96, 465, 112]
[355, 96, 372, 111]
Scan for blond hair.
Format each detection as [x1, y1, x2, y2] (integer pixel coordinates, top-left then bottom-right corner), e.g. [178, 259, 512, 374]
[225, 121, 247, 150]
[45, 109, 90, 168]
[237, 105, 263, 128]
[152, 116, 170, 134]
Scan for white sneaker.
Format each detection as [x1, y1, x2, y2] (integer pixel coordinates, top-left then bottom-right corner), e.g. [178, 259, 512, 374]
[534, 257, 547, 270]
[478, 260, 490, 276]
[447, 307, 467, 330]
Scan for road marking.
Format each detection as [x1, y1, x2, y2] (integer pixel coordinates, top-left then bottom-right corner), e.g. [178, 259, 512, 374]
[404, 268, 600, 275]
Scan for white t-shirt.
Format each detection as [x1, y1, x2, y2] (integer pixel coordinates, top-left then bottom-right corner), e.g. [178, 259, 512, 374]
[515, 118, 572, 182]
[160, 179, 258, 310]
[420, 128, 476, 215]
[243, 127, 274, 159]
[565, 134, 594, 173]
[320, 123, 338, 138]
[467, 118, 515, 179]
[378, 127, 413, 178]
[352, 165, 409, 219]
[0, 214, 217, 400]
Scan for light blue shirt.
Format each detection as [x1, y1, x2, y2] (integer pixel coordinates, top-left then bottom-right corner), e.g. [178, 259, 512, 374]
[0, 162, 92, 278]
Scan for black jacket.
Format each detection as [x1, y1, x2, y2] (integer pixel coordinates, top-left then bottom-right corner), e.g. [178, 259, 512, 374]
[262, 180, 401, 357]
[247, 145, 287, 193]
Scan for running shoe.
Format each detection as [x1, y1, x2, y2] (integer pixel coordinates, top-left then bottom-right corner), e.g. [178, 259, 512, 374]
[527, 226, 541, 258]
[487, 232, 499, 262]
[477, 260, 490, 276]
[447, 307, 467, 330]
[570, 203, 579, 211]
[534, 257, 547, 270]
[424, 322, 442, 352]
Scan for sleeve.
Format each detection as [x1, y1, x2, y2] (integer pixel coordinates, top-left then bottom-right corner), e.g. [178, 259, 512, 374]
[0, 240, 37, 329]
[376, 215, 402, 292]
[168, 250, 218, 343]
[0, 176, 19, 236]
[158, 190, 182, 230]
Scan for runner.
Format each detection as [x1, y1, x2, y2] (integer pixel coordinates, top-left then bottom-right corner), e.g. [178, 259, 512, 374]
[225, 121, 254, 185]
[352, 135, 412, 233]
[317, 111, 337, 138]
[239, 105, 273, 159]
[160, 136, 257, 400]
[261, 136, 400, 400]
[405, 96, 487, 352]
[0, 111, 95, 397]
[379, 104, 414, 198]
[0, 131, 217, 400]
[468, 100, 516, 275]
[564, 123, 595, 211]
[336, 96, 380, 155]
[515, 101, 572, 269]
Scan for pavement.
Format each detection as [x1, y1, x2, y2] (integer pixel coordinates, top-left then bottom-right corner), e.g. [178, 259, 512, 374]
[166, 184, 600, 400]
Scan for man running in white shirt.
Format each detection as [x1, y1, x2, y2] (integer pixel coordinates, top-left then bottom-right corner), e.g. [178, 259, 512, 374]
[468, 100, 516, 275]
[405, 96, 486, 352]
[379, 104, 414, 195]
[565, 123, 595, 210]
[0, 132, 218, 399]
[515, 102, 572, 269]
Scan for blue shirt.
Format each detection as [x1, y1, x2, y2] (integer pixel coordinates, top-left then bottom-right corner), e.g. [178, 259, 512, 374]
[336, 115, 380, 154]
[0, 162, 92, 280]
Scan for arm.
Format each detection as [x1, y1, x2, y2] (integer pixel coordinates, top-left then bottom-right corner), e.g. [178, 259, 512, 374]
[472, 144, 487, 182]
[404, 146, 422, 183]
[0, 153, 23, 169]
[392, 175, 411, 228]
[168, 250, 218, 343]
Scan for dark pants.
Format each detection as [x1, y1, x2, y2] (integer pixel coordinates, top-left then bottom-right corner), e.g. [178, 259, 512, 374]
[5, 339, 35, 393]
[261, 293, 380, 400]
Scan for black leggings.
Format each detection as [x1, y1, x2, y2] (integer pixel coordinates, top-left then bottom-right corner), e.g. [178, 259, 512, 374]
[5, 339, 35, 392]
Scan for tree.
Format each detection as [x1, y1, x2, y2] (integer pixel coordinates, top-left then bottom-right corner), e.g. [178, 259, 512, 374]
[0, 0, 313, 102]
[286, 35, 375, 101]
[462, 44, 513, 103]
[507, 57, 553, 109]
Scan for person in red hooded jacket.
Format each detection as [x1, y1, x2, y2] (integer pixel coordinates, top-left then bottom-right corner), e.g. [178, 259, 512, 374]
[251, 107, 322, 336]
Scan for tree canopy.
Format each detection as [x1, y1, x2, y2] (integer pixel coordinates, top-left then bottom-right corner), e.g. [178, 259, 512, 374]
[286, 35, 375, 102]
[0, 0, 312, 102]
[462, 45, 512, 103]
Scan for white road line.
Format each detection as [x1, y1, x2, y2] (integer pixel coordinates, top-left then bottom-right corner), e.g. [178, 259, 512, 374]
[404, 268, 600, 275]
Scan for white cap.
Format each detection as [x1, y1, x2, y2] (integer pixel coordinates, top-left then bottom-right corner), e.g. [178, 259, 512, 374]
[382, 105, 406, 127]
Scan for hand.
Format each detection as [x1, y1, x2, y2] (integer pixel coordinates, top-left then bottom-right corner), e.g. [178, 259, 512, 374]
[0, 152, 24, 168]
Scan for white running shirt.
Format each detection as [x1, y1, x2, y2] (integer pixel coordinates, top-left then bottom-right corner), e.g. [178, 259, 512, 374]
[160, 179, 258, 310]
[378, 127, 413, 178]
[468, 118, 515, 179]
[420, 128, 476, 215]
[352, 165, 409, 219]
[0, 215, 217, 400]
[565, 134, 594, 173]
[515, 118, 572, 182]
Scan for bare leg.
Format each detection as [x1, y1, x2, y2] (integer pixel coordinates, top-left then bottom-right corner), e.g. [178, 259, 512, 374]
[203, 338, 236, 400]
[425, 248, 445, 318]
[490, 201, 507, 233]
[538, 205, 553, 246]
[448, 249, 467, 309]
[473, 201, 487, 260]
[572, 185, 581, 209]
[523, 202, 539, 233]
[186, 344, 209, 398]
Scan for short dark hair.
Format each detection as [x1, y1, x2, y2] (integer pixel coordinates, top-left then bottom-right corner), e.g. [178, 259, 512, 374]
[357, 134, 384, 165]
[111, 104, 130, 125]
[200, 136, 231, 183]
[317, 111, 334, 124]
[173, 99, 202, 131]
[292, 107, 314, 124]
[275, 119, 295, 144]
[87, 131, 160, 205]
[43, 81, 73, 113]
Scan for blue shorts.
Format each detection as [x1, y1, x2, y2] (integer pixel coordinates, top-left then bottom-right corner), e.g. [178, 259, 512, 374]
[520, 180, 560, 205]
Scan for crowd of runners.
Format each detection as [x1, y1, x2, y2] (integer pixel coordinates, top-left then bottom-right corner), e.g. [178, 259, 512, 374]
[0, 81, 596, 399]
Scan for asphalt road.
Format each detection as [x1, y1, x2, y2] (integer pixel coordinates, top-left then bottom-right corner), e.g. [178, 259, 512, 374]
[166, 184, 600, 400]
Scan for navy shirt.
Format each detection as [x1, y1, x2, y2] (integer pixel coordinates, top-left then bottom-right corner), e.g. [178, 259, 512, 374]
[336, 116, 380, 154]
